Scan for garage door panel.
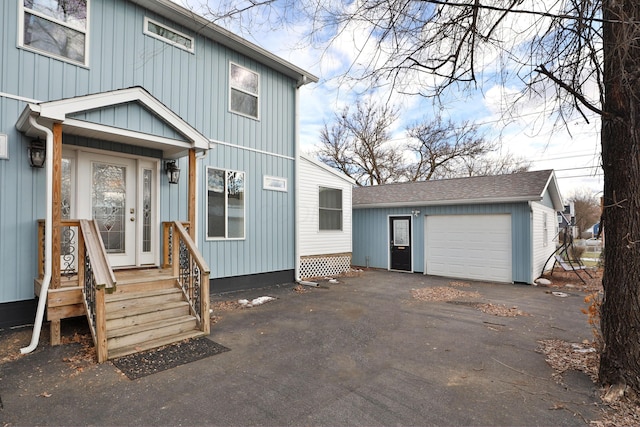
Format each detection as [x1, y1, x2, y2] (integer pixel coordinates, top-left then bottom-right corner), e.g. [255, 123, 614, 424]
[425, 214, 512, 283]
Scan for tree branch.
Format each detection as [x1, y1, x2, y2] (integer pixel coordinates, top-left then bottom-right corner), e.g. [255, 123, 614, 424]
[535, 64, 605, 117]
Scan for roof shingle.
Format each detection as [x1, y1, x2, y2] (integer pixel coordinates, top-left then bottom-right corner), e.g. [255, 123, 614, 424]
[352, 170, 556, 207]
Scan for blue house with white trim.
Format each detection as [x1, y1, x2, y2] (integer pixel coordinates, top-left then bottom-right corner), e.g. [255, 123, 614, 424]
[0, 0, 317, 358]
[352, 170, 563, 284]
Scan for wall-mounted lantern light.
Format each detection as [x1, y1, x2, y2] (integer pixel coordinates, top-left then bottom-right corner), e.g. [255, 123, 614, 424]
[28, 139, 46, 168]
[165, 160, 180, 184]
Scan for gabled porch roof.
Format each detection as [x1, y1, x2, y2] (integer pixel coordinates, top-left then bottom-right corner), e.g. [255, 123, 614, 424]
[15, 86, 210, 159]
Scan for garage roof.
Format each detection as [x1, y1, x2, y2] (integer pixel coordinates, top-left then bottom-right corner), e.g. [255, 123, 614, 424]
[353, 170, 563, 210]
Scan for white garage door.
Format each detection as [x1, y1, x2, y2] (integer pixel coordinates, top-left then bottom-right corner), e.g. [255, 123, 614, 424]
[425, 214, 512, 283]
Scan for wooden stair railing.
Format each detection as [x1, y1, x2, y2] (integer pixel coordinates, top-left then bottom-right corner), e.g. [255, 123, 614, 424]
[163, 221, 211, 335]
[78, 219, 117, 363]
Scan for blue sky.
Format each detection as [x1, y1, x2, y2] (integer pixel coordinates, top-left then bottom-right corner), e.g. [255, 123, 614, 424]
[177, 0, 603, 198]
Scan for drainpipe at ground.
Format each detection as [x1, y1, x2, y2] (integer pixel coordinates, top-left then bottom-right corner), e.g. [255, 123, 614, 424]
[21, 115, 54, 355]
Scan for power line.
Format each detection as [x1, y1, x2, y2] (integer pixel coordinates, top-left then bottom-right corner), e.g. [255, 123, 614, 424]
[556, 173, 603, 179]
[530, 153, 600, 162]
[552, 165, 601, 172]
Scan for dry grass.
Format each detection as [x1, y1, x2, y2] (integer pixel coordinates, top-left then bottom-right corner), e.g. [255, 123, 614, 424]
[411, 286, 481, 302]
[0, 327, 32, 365]
[475, 303, 529, 317]
[449, 281, 472, 287]
[211, 300, 243, 311]
[537, 338, 640, 427]
[537, 339, 599, 383]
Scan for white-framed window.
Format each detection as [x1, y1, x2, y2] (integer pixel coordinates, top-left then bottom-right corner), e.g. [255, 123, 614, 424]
[20, 0, 89, 65]
[207, 167, 245, 239]
[319, 186, 342, 231]
[229, 62, 259, 119]
[543, 212, 548, 247]
[263, 175, 287, 192]
[143, 17, 194, 53]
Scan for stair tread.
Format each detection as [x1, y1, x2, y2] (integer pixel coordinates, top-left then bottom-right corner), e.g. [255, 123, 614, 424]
[108, 330, 206, 360]
[108, 316, 199, 351]
[106, 300, 190, 319]
[108, 315, 196, 339]
[106, 287, 182, 302]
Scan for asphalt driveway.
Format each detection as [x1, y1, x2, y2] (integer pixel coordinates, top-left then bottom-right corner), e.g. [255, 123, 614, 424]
[0, 270, 601, 426]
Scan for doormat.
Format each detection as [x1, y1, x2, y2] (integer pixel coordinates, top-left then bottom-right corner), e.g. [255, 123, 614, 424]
[111, 337, 230, 380]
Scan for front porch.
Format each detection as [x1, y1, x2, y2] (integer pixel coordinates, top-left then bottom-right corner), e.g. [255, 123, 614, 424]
[35, 220, 210, 362]
[16, 87, 213, 362]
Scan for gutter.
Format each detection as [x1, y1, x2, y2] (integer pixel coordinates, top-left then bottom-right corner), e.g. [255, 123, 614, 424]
[21, 116, 54, 354]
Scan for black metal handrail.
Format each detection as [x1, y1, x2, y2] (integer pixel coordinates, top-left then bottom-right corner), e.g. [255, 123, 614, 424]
[78, 220, 116, 362]
[166, 221, 211, 334]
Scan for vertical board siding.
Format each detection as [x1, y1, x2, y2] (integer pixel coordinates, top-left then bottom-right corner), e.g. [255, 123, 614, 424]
[197, 146, 295, 279]
[352, 202, 534, 283]
[0, 0, 301, 302]
[531, 201, 559, 280]
[0, 98, 46, 302]
[69, 104, 187, 141]
[298, 157, 353, 257]
[2, 0, 297, 155]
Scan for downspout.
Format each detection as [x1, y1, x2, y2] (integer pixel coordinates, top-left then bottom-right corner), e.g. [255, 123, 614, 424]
[294, 79, 301, 283]
[528, 201, 535, 285]
[21, 116, 54, 354]
[293, 76, 319, 287]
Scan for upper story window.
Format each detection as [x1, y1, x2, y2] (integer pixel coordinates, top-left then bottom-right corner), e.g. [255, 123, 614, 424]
[144, 17, 194, 53]
[21, 0, 89, 65]
[229, 62, 259, 119]
[319, 187, 342, 231]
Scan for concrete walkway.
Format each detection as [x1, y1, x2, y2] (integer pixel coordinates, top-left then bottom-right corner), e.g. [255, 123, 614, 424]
[0, 271, 601, 426]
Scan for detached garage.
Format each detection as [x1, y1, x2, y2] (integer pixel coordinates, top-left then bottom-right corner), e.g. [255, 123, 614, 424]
[352, 170, 563, 284]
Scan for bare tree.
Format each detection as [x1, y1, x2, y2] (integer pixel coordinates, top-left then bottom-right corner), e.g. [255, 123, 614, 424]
[404, 118, 493, 180]
[458, 152, 531, 177]
[317, 101, 404, 186]
[568, 188, 602, 236]
[201, 0, 640, 395]
[318, 105, 503, 185]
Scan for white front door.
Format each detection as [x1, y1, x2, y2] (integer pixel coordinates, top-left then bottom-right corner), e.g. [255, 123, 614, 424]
[76, 151, 158, 268]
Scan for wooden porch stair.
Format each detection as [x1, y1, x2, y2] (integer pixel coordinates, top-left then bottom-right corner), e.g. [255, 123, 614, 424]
[37, 220, 210, 362]
[105, 270, 206, 359]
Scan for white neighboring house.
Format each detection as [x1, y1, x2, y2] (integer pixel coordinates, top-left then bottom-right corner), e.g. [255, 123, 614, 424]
[297, 155, 356, 279]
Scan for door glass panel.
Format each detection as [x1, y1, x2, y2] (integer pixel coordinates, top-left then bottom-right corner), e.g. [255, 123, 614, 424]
[61, 157, 76, 274]
[61, 158, 72, 220]
[393, 219, 410, 246]
[142, 168, 152, 253]
[92, 163, 126, 253]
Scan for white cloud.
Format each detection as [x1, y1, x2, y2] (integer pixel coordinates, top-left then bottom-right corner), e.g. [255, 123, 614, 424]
[175, 0, 603, 197]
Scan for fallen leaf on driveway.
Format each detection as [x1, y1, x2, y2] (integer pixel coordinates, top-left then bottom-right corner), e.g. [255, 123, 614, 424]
[411, 287, 480, 302]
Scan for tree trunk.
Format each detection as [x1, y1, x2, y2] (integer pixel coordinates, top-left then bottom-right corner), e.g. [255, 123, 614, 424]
[599, 0, 640, 390]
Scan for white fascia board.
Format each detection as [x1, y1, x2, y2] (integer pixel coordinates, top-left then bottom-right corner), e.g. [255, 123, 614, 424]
[62, 118, 193, 157]
[300, 154, 356, 185]
[26, 87, 209, 152]
[542, 171, 565, 211]
[353, 196, 541, 209]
